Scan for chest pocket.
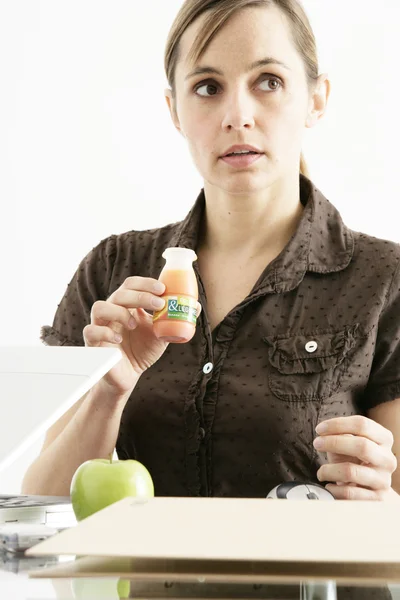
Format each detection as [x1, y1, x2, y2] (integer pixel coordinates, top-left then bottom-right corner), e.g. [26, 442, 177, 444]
[263, 324, 360, 402]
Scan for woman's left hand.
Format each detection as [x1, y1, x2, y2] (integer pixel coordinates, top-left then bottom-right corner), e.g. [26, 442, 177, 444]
[313, 415, 399, 500]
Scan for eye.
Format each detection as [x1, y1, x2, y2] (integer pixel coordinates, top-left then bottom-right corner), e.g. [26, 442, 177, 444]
[193, 74, 283, 98]
[194, 80, 220, 97]
[259, 76, 282, 92]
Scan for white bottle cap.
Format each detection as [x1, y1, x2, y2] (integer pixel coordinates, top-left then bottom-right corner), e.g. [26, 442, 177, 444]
[162, 247, 197, 269]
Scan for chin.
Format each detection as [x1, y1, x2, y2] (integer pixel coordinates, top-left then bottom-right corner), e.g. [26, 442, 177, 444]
[221, 173, 273, 195]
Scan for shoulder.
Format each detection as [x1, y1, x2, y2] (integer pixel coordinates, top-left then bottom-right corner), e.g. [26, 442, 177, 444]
[351, 229, 400, 278]
[352, 229, 400, 260]
[346, 230, 400, 314]
[92, 221, 181, 263]
[89, 221, 183, 285]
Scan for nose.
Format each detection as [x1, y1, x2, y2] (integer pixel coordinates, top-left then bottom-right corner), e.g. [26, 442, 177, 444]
[221, 88, 256, 131]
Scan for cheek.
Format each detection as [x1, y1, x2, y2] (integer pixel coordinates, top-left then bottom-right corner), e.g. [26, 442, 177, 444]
[182, 114, 215, 157]
[268, 98, 308, 144]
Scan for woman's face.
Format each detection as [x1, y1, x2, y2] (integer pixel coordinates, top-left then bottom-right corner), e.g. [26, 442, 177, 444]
[165, 4, 328, 194]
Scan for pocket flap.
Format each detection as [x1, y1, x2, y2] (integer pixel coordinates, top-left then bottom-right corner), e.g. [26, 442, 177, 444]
[263, 324, 359, 375]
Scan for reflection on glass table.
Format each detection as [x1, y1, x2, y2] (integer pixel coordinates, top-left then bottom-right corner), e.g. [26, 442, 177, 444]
[1, 550, 399, 599]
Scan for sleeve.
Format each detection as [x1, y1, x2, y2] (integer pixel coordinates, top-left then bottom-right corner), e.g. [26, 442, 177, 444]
[362, 255, 400, 409]
[40, 235, 117, 347]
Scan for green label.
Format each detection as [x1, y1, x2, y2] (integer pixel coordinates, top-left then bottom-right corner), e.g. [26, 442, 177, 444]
[167, 298, 197, 324]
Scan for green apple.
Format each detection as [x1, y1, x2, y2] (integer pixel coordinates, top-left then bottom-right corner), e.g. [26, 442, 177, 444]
[70, 457, 154, 521]
[72, 577, 130, 599]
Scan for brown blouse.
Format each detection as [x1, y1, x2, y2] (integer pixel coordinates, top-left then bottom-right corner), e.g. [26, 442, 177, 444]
[41, 174, 400, 499]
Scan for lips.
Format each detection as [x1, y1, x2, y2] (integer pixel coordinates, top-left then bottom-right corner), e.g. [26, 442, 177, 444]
[221, 144, 263, 157]
[220, 152, 263, 167]
[225, 151, 260, 157]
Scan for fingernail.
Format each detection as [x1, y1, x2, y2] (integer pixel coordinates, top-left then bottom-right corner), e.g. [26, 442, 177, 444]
[313, 437, 324, 448]
[114, 334, 123, 343]
[153, 282, 165, 293]
[152, 296, 165, 309]
[316, 423, 327, 433]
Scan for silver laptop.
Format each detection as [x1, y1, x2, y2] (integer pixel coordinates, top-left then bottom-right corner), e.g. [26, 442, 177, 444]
[0, 346, 122, 525]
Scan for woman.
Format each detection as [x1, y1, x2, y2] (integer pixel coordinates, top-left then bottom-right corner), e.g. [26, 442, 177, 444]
[22, 0, 400, 502]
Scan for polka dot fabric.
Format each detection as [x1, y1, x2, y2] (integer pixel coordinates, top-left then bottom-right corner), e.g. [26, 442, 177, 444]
[41, 175, 400, 499]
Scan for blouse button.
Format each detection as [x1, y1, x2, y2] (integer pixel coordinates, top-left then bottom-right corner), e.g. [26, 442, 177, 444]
[203, 362, 213, 374]
[305, 341, 318, 353]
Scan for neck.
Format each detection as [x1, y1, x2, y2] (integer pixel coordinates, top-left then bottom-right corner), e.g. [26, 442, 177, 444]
[198, 174, 304, 259]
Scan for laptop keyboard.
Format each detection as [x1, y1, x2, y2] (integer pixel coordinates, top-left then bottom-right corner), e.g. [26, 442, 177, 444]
[0, 495, 71, 507]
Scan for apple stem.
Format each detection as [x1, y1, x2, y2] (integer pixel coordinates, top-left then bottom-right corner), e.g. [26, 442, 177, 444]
[109, 452, 113, 464]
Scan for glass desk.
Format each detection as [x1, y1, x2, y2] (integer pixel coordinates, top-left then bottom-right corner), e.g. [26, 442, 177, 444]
[1, 551, 400, 600]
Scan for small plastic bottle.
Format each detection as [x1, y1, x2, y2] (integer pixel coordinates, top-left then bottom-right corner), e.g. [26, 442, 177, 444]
[152, 247, 199, 343]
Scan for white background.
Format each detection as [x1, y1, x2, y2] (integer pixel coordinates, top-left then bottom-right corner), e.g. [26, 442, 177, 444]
[0, 1, 398, 500]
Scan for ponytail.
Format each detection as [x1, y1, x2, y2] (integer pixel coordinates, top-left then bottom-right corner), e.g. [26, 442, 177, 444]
[300, 152, 310, 179]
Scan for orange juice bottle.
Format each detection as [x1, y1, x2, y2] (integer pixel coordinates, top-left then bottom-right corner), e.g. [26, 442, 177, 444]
[152, 247, 198, 343]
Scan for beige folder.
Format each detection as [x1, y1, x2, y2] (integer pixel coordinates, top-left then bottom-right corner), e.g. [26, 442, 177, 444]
[25, 496, 400, 582]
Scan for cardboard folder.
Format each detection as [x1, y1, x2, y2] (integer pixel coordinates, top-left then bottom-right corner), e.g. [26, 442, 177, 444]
[26, 496, 400, 582]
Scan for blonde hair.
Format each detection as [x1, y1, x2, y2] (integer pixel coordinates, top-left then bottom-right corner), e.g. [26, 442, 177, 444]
[164, 0, 320, 180]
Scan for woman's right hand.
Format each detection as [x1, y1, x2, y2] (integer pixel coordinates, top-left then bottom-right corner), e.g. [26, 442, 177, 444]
[82, 276, 201, 397]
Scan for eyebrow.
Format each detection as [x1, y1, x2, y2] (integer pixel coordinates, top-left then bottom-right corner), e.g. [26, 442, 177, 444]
[185, 57, 291, 81]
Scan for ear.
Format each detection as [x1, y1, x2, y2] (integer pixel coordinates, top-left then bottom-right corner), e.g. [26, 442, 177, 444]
[305, 73, 331, 129]
[164, 88, 185, 136]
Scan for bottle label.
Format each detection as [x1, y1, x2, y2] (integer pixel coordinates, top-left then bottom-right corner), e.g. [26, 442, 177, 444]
[153, 295, 197, 325]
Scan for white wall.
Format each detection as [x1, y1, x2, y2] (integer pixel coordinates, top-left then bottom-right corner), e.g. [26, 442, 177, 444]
[0, 1, 398, 494]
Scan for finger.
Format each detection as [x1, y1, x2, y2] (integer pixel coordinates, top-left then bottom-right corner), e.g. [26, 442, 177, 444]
[317, 462, 392, 491]
[108, 288, 166, 312]
[91, 300, 138, 330]
[316, 415, 394, 448]
[122, 276, 166, 295]
[83, 324, 124, 346]
[325, 483, 382, 501]
[325, 434, 361, 464]
[108, 276, 166, 310]
[314, 434, 396, 471]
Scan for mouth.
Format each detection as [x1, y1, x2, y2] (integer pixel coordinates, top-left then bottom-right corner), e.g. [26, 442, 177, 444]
[220, 144, 264, 158]
[223, 150, 262, 158]
[219, 151, 264, 168]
